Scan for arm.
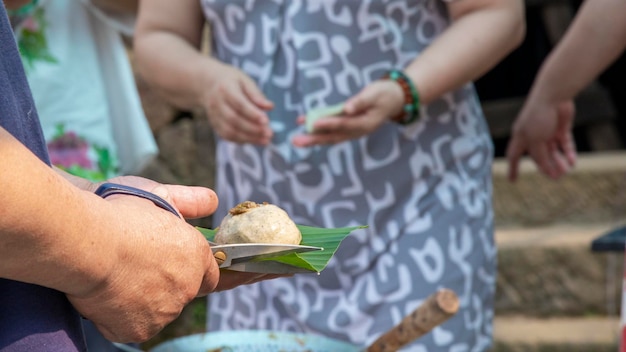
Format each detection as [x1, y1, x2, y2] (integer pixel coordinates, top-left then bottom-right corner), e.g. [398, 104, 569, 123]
[293, 0, 525, 147]
[0, 126, 247, 342]
[134, 0, 273, 145]
[506, 0, 626, 181]
[406, 0, 526, 105]
[134, 0, 208, 109]
[526, 0, 626, 105]
[0, 127, 118, 294]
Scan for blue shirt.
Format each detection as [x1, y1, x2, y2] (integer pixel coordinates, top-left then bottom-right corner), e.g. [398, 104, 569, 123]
[0, 5, 87, 352]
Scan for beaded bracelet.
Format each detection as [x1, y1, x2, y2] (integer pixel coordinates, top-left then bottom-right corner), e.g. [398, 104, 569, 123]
[383, 69, 420, 125]
[7, 0, 40, 17]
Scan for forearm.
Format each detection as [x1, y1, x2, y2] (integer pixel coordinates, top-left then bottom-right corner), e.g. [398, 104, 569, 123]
[405, 0, 525, 104]
[0, 128, 114, 296]
[528, 0, 626, 104]
[134, 32, 223, 110]
[53, 165, 97, 192]
[135, 0, 222, 110]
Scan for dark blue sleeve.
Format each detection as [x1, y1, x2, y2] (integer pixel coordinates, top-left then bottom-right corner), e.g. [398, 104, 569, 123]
[0, 5, 86, 352]
[0, 4, 50, 164]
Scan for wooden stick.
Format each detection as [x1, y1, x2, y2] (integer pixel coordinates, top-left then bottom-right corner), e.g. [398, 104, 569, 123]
[366, 289, 459, 352]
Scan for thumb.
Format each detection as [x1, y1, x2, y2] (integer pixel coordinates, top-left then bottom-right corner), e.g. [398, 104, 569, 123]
[343, 86, 376, 115]
[556, 101, 577, 166]
[155, 185, 219, 219]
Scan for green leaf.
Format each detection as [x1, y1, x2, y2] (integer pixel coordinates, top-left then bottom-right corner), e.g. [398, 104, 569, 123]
[197, 224, 367, 272]
[305, 103, 345, 133]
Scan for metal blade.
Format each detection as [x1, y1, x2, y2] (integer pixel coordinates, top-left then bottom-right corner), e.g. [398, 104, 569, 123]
[210, 243, 322, 267]
[225, 260, 321, 274]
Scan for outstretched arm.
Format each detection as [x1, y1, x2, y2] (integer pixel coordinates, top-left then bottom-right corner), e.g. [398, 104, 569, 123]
[134, 0, 273, 145]
[293, 0, 526, 147]
[0, 126, 254, 342]
[507, 0, 626, 181]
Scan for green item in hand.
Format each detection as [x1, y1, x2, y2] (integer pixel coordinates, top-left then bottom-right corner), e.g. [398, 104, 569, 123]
[198, 224, 366, 273]
[305, 103, 345, 133]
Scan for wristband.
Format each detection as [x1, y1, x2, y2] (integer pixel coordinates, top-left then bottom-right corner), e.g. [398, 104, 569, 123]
[383, 69, 420, 125]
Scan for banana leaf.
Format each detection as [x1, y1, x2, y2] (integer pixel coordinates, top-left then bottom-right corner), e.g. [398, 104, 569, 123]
[197, 224, 366, 273]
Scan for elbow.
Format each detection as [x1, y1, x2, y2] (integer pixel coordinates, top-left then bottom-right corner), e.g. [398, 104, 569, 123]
[131, 32, 151, 83]
[510, 14, 527, 51]
[507, 3, 527, 51]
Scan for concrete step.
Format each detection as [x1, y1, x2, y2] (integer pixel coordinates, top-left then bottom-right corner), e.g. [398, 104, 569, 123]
[492, 315, 620, 351]
[494, 223, 624, 317]
[492, 152, 626, 317]
[492, 152, 626, 349]
[492, 151, 626, 227]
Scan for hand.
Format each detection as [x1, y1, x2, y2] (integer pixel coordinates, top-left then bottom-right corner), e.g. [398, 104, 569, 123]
[95, 175, 219, 219]
[506, 98, 577, 182]
[200, 63, 274, 145]
[291, 80, 404, 147]
[215, 270, 285, 292]
[103, 177, 285, 293]
[66, 176, 277, 342]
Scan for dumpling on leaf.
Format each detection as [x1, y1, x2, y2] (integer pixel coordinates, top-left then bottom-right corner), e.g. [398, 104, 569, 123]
[214, 201, 302, 245]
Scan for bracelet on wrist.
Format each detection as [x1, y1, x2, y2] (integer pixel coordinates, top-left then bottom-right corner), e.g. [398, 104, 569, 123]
[7, 0, 40, 17]
[382, 69, 420, 125]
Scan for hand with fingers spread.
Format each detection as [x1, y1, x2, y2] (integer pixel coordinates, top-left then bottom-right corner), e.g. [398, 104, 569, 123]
[506, 99, 577, 181]
[200, 63, 274, 145]
[292, 80, 404, 147]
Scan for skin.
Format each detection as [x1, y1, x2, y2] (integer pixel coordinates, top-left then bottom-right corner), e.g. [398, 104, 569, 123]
[4, 0, 138, 13]
[0, 127, 273, 342]
[3, 0, 31, 9]
[506, 0, 626, 182]
[134, 0, 525, 147]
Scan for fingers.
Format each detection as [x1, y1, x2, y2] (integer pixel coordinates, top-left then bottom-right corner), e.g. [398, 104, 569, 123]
[206, 79, 274, 145]
[505, 137, 524, 182]
[158, 185, 219, 219]
[242, 78, 274, 111]
[528, 141, 574, 180]
[215, 105, 272, 145]
[212, 271, 283, 292]
[198, 247, 221, 296]
[293, 104, 384, 147]
[292, 115, 363, 147]
[507, 135, 574, 182]
[556, 101, 577, 167]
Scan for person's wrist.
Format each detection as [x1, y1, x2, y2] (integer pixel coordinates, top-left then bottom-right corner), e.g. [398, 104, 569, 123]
[191, 57, 223, 108]
[382, 69, 421, 125]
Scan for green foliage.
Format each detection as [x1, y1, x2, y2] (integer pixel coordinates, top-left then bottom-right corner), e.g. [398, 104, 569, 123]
[16, 8, 57, 71]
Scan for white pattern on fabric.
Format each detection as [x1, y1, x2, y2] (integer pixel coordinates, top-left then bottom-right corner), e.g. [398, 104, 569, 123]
[203, 1, 495, 350]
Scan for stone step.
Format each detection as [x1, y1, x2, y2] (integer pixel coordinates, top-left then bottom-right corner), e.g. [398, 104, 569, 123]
[492, 315, 620, 352]
[492, 151, 626, 227]
[494, 223, 624, 317]
[492, 151, 626, 317]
